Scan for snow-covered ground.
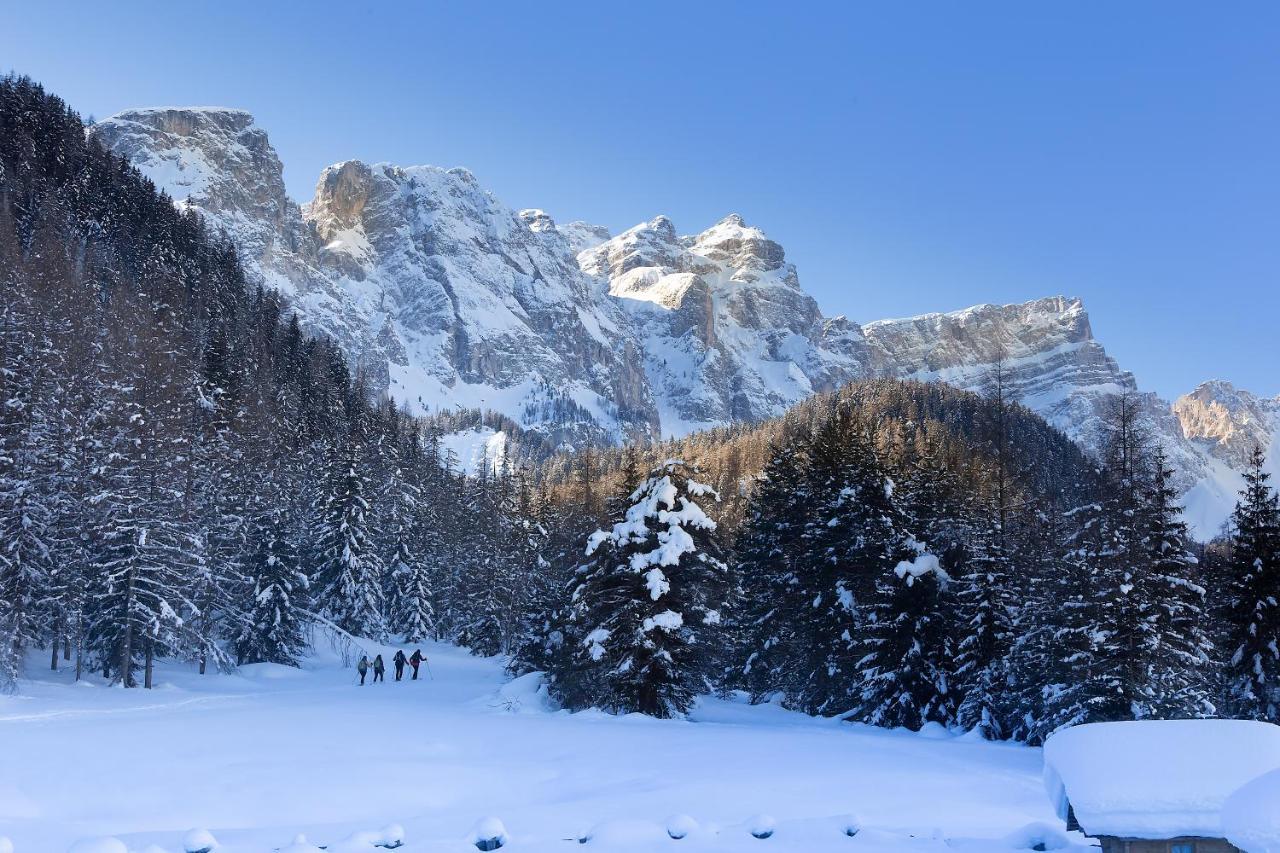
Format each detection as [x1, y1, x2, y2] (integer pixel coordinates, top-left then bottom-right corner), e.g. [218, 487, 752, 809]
[437, 427, 508, 476]
[1, 640, 1085, 853]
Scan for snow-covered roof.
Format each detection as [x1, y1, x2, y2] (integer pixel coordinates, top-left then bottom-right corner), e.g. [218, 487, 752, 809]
[1043, 720, 1280, 839]
[1224, 767, 1280, 853]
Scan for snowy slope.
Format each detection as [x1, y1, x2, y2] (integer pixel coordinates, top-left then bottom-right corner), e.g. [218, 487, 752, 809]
[0, 642, 1085, 853]
[437, 426, 509, 475]
[90, 106, 1267, 536]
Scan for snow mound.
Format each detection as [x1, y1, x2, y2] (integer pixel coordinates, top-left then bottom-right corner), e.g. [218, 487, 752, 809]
[748, 814, 777, 839]
[1224, 768, 1280, 853]
[665, 814, 698, 839]
[377, 824, 405, 848]
[236, 662, 305, 681]
[842, 814, 864, 837]
[1002, 822, 1072, 851]
[894, 552, 949, 583]
[471, 817, 508, 851]
[182, 828, 217, 852]
[278, 835, 323, 853]
[343, 824, 405, 849]
[1044, 720, 1280, 839]
[67, 840, 128, 853]
[494, 672, 556, 713]
[917, 721, 951, 739]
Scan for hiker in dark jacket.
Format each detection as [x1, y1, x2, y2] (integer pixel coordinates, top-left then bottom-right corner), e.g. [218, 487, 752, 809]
[372, 654, 385, 683]
[357, 655, 369, 686]
[393, 650, 407, 681]
[409, 649, 425, 680]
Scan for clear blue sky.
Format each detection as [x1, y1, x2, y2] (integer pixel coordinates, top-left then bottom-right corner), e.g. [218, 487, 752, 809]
[5, 2, 1278, 400]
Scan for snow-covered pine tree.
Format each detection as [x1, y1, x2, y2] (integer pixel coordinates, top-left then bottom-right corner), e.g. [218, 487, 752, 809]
[1144, 445, 1216, 718]
[952, 489, 1019, 738]
[558, 460, 729, 718]
[86, 279, 202, 689]
[502, 470, 550, 654]
[1038, 394, 1162, 734]
[792, 406, 911, 716]
[234, 509, 309, 666]
[453, 463, 520, 656]
[377, 412, 435, 644]
[852, 541, 955, 730]
[186, 324, 249, 675]
[507, 480, 582, 680]
[1224, 445, 1280, 720]
[314, 435, 386, 640]
[733, 433, 814, 702]
[0, 259, 57, 688]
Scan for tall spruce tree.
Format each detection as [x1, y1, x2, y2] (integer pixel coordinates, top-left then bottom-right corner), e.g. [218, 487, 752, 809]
[852, 544, 956, 730]
[793, 408, 912, 716]
[314, 436, 386, 640]
[1144, 446, 1216, 717]
[234, 509, 309, 666]
[557, 461, 729, 717]
[1224, 446, 1280, 720]
[733, 434, 815, 702]
[953, 490, 1019, 737]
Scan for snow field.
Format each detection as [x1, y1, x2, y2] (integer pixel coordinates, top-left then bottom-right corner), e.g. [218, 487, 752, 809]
[2, 641, 1085, 852]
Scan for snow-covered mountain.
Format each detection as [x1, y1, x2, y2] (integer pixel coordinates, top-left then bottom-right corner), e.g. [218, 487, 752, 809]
[92, 110, 657, 448]
[1173, 381, 1280, 535]
[577, 214, 864, 434]
[90, 106, 1267, 538]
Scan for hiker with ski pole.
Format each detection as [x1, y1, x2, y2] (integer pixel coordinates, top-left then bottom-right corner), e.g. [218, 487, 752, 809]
[409, 648, 432, 680]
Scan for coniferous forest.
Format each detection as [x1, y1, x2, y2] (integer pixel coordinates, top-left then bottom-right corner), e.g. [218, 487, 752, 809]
[4, 74, 1280, 746]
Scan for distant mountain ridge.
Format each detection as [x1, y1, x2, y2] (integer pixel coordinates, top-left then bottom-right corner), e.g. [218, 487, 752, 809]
[89, 106, 1275, 538]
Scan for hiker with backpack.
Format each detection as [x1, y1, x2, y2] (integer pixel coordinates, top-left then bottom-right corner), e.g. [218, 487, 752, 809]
[409, 649, 426, 680]
[357, 655, 370, 686]
[372, 654, 386, 683]
[393, 649, 408, 681]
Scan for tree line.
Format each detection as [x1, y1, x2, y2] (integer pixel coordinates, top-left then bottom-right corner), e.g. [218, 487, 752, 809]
[513, 385, 1280, 743]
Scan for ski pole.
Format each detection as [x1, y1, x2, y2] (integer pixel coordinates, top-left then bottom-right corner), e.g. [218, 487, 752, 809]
[425, 659, 434, 680]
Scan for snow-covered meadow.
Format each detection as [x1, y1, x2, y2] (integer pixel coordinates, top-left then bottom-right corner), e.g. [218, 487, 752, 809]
[1, 640, 1082, 853]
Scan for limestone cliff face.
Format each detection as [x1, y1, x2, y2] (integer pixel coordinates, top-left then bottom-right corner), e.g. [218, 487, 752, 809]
[861, 297, 1133, 449]
[302, 159, 658, 445]
[93, 105, 1268, 537]
[89, 109, 384, 387]
[1175, 381, 1280, 469]
[93, 109, 657, 447]
[578, 214, 859, 433]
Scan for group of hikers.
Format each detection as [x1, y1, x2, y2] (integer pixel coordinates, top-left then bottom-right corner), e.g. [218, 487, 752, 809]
[356, 649, 428, 685]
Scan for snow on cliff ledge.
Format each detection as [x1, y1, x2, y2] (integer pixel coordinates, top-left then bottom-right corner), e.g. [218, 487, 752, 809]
[1044, 720, 1280, 840]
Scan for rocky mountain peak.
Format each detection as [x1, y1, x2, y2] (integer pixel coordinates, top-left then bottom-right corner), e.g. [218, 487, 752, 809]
[579, 215, 693, 280]
[91, 107, 287, 223]
[689, 214, 788, 277]
[518, 208, 557, 234]
[1174, 380, 1280, 468]
[560, 221, 611, 257]
[309, 160, 375, 240]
